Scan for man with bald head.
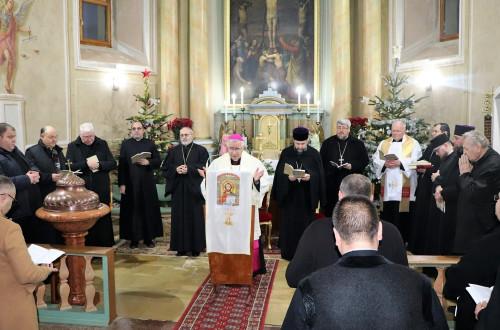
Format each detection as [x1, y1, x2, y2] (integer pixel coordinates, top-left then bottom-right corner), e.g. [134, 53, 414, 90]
[162, 127, 209, 256]
[373, 120, 422, 243]
[25, 126, 67, 199]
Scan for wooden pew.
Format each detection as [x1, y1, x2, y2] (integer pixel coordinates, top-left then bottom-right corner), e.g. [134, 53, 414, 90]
[408, 255, 460, 307]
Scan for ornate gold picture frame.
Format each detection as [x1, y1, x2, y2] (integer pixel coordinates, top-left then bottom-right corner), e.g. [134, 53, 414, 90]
[224, 0, 319, 104]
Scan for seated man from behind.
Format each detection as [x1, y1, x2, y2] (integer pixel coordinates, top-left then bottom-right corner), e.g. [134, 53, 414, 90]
[286, 174, 408, 288]
[443, 194, 500, 330]
[282, 195, 448, 330]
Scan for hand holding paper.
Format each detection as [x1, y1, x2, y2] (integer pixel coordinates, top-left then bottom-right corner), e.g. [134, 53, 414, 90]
[28, 244, 65, 265]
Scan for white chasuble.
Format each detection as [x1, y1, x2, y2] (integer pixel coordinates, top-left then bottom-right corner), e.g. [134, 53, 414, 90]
[202, 152, 269, 254]
[373, 135, 422, 202]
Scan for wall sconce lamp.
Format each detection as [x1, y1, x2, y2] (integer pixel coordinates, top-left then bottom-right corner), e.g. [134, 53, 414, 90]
[417, 61, 443, 92]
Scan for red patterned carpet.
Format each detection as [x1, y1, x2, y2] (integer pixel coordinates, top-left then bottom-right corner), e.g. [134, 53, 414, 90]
[175, 259, 279, 330]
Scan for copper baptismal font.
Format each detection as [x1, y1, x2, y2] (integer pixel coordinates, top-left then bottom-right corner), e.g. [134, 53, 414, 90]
[36, 171, 110, 306]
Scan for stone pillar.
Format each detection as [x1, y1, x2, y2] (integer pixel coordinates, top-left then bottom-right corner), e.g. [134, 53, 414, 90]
[354, 0, 382, 118]
[330, 0, 352, 129]
[188, 0, 211, 138]
[160, 0, 180, 117]
[179, 0, 190, 118]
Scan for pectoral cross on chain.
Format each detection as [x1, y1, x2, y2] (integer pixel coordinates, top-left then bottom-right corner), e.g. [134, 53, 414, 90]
[338, 157, 344, 166]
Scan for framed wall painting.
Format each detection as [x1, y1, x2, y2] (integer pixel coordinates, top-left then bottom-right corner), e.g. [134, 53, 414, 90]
[224, 0, 318, 104]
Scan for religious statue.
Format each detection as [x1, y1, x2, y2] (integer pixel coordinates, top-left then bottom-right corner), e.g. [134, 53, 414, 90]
[0, 0, 34, 94]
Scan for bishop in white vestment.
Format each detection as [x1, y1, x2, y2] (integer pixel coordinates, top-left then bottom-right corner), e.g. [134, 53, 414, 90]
[201, 134, 269, 277]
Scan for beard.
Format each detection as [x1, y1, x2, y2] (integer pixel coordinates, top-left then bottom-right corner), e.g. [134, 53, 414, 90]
[337, 135, 348, 140]
[295, 147, 307, 155]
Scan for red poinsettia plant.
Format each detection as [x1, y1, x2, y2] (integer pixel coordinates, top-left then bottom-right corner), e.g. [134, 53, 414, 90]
[167, 117, 193, 140]
[348, 116, 368, 139]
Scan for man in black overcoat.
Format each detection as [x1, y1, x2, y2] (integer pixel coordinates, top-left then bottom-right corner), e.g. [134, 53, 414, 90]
[454, 130, 500, 253]
[161, 127, 208, 256]
[282, 196, 448, 330]
[286, 174, 408, 288]
[118, 121, 163, 248]
[67, 122, 117, 247]
[25, 126, 67, 199]
[272, 127, 325, 260]
[0, 123, 57, 243]
[320, 119, 368, 217]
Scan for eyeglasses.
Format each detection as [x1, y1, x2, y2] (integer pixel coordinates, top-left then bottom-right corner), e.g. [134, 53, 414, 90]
[0, 193, 16, 202]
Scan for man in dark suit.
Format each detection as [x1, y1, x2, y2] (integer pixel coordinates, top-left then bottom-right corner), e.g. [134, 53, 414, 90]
[25, 126, 67, 199]
[286, 174, 408, 288]
[282, 195, 448, 329]
[0, 122, 57, 243]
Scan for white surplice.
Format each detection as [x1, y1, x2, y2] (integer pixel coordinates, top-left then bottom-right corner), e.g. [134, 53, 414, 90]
[201, 151, 269, 254]
[372, 135, 422, 201]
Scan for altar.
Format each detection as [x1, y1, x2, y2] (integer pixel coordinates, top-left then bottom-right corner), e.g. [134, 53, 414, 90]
[215, 88, 325, 159]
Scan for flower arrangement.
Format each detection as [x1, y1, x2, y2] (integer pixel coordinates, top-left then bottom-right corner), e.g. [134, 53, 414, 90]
[126, 69, 171, 152]
[167, 117, 193, 140]
[348, 116, 368, 139]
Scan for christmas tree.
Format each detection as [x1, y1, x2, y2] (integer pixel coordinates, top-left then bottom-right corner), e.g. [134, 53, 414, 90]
[359, 65, 429, 181]
[126, 69, 171, 152]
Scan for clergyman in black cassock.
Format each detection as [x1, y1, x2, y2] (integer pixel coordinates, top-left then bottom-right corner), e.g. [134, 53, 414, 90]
[118, 122, 163, 248]
[432, 139, 460, 254]
[454, 131, 500, 253]
[66, 123, 117, 247]
[320, 119, 369, 217]
[272, 127, 325, 260]
[409, 129, 447, 254]
[162, 127, 208, 256]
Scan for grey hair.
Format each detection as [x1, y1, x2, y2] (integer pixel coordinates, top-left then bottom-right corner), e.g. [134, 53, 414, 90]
[339, 174, 372, 198]
[336, 119, 351, 128]
[227, 138, 247, 149]
[392, 119, 406, 129]
[0, 175, 15, 193]
[79, 122, 95, 134]
[463, 130, 489, 148]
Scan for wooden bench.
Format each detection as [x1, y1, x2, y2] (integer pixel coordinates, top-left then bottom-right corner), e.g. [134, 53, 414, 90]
[36, 245, 116, 327]
[408, 255, 460, 307]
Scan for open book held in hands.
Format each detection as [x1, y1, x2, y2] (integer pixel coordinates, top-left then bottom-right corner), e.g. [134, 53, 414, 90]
[410, 160, 433, 170]
[131, 152, 151, 164]
[284, 163, 306, 178]
[28, 244, 65, 265]
[329, 161, 349, 168]
[379, 151, 399, 161]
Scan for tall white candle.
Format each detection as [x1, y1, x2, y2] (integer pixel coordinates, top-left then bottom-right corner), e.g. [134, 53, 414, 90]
[240, 87, 244, 106]
[231, 93, 236, 116]
[316, 101, 320, 122]
[224, 100, 228, 122]
[306, 93, 310, 116]
[296, 86, 302, 110]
